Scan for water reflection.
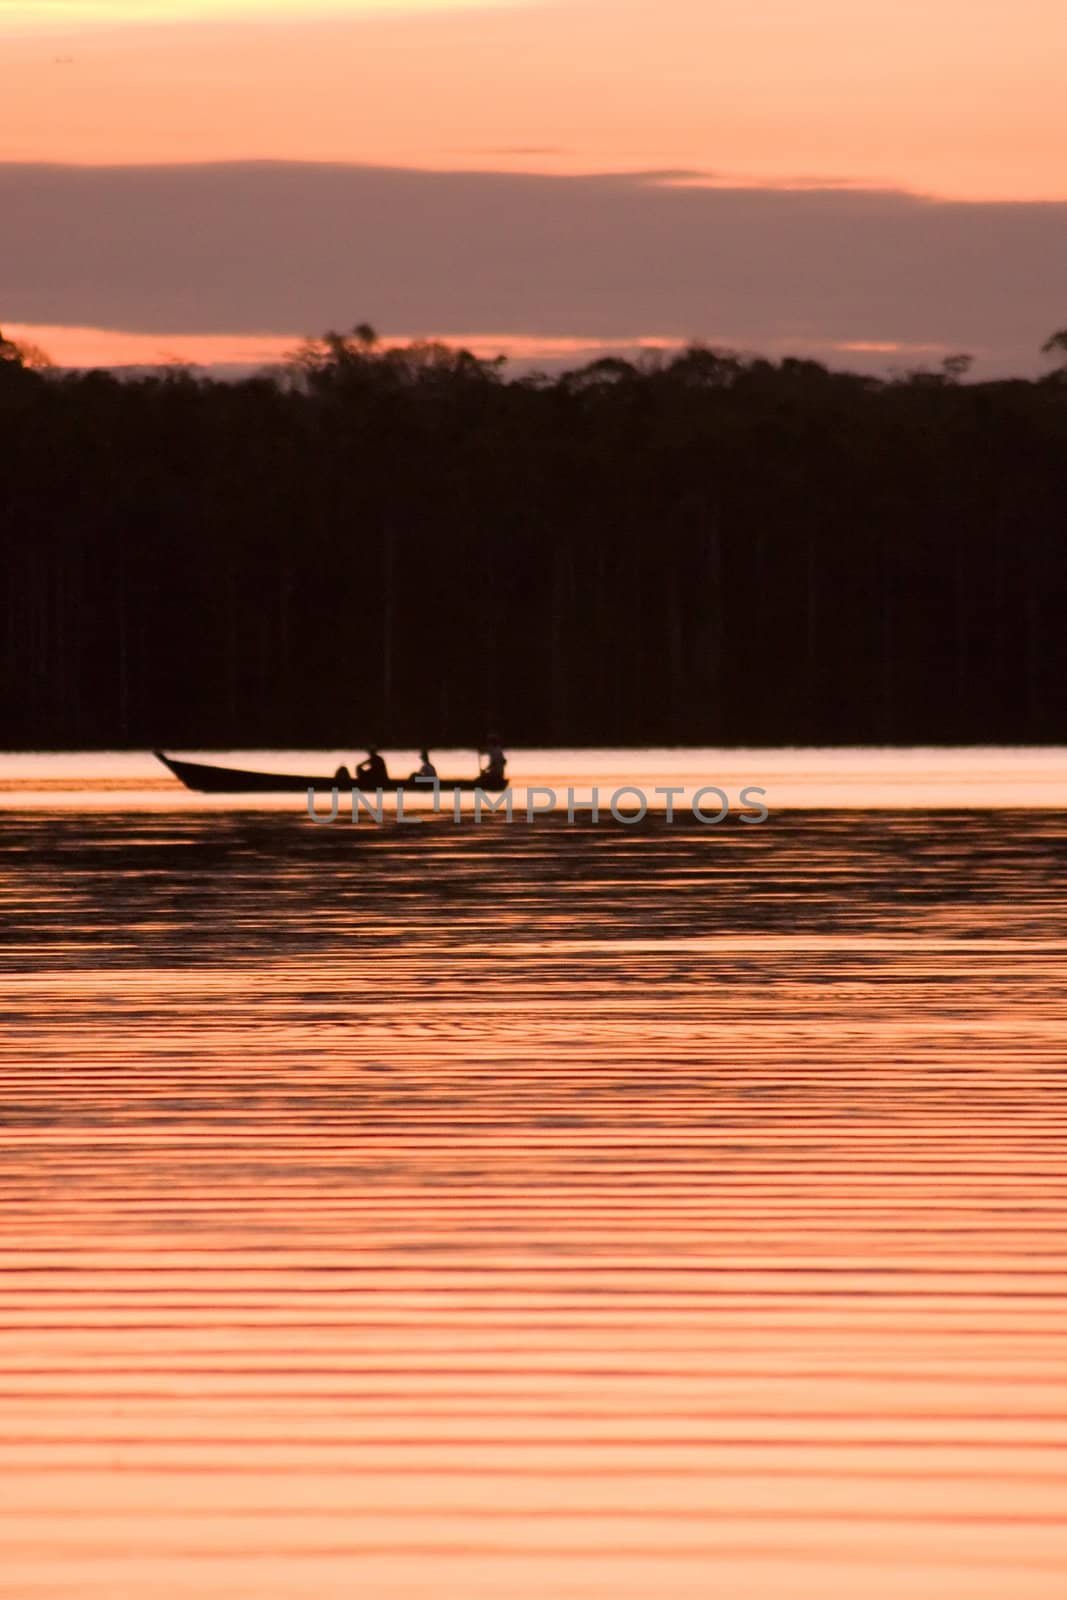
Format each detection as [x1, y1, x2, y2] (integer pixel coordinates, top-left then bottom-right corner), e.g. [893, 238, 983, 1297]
[1, 804, 1066, 1598]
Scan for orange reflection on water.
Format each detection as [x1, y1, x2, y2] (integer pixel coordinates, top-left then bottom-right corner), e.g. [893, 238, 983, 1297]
[1, 792, 1066, 1597]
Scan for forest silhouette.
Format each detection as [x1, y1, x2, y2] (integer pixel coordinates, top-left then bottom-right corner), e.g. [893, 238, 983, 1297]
[2, 324, 1066, 749]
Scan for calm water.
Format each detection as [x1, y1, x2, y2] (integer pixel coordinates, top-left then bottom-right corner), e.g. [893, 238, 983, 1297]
[2, 751, 1066, 1598]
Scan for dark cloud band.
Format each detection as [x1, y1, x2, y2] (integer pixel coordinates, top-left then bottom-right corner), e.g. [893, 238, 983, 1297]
[2, 161, 1065, 371]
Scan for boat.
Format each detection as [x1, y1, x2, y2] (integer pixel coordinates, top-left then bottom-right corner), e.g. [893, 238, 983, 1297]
[155, 752, 507, 795]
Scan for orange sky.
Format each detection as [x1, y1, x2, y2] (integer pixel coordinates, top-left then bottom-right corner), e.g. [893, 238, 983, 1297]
[4, 322, 949, 374]
[4, 1, 1067, 370]
[5, 1, 1066, 197]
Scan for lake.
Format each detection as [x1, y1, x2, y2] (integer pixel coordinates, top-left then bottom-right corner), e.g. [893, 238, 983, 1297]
[1, 749, 1065, 1598]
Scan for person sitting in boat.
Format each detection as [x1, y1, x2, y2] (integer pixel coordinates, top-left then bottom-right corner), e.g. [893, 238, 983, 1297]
[479, 736, 507, 787]
[410, 749, 437, 782]
[356, 747, 389, 787]
[333, 763, 352, 784]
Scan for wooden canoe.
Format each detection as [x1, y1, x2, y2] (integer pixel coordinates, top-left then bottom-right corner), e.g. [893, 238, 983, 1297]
[155, 752, 507, 795]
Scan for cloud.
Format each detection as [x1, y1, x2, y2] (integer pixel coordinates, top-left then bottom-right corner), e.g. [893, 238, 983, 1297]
[2, 161, 1065, 372]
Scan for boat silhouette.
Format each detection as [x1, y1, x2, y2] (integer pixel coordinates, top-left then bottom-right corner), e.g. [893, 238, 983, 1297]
[155, 752, 507, 795]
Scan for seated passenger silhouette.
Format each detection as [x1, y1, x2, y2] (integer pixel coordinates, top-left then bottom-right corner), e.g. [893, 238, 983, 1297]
[410, 749, 438, 781]
[479, 736, 506, 787]
[356, 747, 389, 787]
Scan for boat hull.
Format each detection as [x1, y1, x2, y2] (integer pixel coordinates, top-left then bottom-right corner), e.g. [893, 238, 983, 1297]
[155, 753, 507, 795]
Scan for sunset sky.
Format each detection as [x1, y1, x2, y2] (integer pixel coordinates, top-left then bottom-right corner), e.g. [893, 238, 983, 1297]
[4, 0, 1067, 373]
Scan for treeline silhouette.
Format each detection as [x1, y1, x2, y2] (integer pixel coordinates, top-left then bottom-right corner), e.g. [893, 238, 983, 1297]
[2, 324, 1066, 749]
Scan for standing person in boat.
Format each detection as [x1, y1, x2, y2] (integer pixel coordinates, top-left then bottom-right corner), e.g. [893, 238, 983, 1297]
[356, 747, 389, 787]
[410, 749, 437, 781]
[479, 736, 507, 787]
